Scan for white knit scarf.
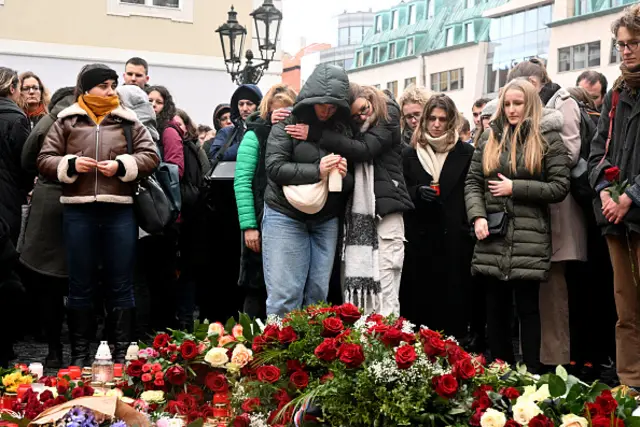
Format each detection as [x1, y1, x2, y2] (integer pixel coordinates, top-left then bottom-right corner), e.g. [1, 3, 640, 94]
[416, 131, 458, 183]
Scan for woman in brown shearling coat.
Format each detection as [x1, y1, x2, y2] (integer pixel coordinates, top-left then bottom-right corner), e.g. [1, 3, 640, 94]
[37, 64, 159, 366]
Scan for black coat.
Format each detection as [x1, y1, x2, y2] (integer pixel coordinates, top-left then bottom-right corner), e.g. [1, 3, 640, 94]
[400, 141, 474, 337]
[0, 97, 31, 243]
[313, 99, 414, 217]
[265, 63, 354, 224]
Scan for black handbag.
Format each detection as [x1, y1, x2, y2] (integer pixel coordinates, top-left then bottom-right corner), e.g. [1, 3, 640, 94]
[123, 122, 174, 234]
[487, 210, 508, 236]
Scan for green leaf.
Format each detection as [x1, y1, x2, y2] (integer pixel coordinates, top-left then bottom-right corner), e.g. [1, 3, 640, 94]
[225, 316, 236, 334]
[186, 418, 204, 427]
[588, 382, 610, 399]
[626, 416, 640, 427]
[548, 374, 567, 397]
[556, 365, 568, 381]
[566, 383, 582, 402]
[239, 313, 254, 341]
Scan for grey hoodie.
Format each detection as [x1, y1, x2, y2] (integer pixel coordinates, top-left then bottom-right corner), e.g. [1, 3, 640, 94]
[117, 85, 160, 141]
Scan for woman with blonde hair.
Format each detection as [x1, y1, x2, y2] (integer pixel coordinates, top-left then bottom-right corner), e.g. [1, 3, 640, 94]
[19, 71, 50, 130]
[402, 94, 473, 335]
[234, 83, 297, 319]
[465, 79, 569, 373]
[398, 85, 430, 146]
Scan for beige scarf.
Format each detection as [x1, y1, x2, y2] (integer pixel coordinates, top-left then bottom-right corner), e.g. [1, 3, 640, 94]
[416, 131, 458, 183]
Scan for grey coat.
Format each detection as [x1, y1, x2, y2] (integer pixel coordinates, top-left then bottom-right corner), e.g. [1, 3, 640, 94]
[19, 94, 75, 278]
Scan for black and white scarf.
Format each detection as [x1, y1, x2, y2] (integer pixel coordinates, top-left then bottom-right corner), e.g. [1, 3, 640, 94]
[342, 116, 381, 314]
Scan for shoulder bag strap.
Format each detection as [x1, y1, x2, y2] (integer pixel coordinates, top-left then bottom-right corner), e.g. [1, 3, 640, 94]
[208, 127, 239, 176]
[123, 121, 134, 155]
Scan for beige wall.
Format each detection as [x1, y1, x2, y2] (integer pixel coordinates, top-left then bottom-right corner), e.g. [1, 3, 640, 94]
[0, 0, 255, 57]
[548, 1, 623, 90]
[424, 43, 489, 120]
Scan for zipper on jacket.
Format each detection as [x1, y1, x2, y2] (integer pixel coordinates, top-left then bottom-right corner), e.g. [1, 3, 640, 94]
[95, 125, 100, 197]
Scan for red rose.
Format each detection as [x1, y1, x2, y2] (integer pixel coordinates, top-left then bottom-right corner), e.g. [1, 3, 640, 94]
[337, 343, 365, 368]
[369, 323, 390, 335]
[263, 324, 280, 342]
[205, 372, 228, 392]
[596, 389, 618, 415]
[290, 370, 310, 389]
[381, 328, 403, 347]
[401, 332, 417, 344]
[432, 374, 458, 398]
[505, 420, 520, 427]
[528, 415, 554, 427]
[314, 338, 339, 362]
[56, 384, 68, 395]
[322, 317, 344, 337]
[587, 402, 602, 417]
[286, 359, 305, 372]
[367, 313, 384, 323]
[154, 379, 165, 387]
[233, 414, 250, 427]
[278, 326, 298, 345]
[423, 335, 446, 357]
[472, 395, 492, 411]
[336, 328, 352, 342]
[453, 358, 476, 380]
[605, 166, 621, 182]
[186, 385, 204, 403]
[177, 392, 197, 410]
[500, 387, 520, 400]
[473, 385, 493, 398]
[273, 389, 291, 404]
[126, 359, 144, 378]
[165, 365, 187, 386]
[395, 345, 417, 369]
[166, 400, 187, 415]
[54, 396, 67, 405]
[180, 340, 198, 360]
[71, 387, 84, 399]
[39, 390, 54, 402]
[469, 409, 483, 426]
[320, 371, 334, 383]
[445, 341, 467, 363]
[252, 336, 267, 353]
[153, 333, 170, 349]
[256, 365, 281, 383]
[419, 328, 442, 342]
[337, 303, 361, 323]
[241, 397, 261, 413]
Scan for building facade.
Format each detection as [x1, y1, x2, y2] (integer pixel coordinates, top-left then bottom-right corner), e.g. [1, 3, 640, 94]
[0, 0, 283, 125]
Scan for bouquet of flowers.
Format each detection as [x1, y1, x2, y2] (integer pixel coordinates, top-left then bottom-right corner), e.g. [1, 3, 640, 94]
[53, 406, 125, 427]
[1, 367, 33, 394]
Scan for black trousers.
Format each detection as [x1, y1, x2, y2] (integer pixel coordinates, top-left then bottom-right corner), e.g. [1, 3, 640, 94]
[485, 276, 541, 373]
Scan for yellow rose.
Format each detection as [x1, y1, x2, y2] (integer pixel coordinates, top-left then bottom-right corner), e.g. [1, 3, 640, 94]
[231, 344, 253, 368]
[481, 408, 507, 427]
[208, 322, 225, 336]
[140, 390, 165, 403]
[225, 362, 240, 374]
[512, 399, 542, 425]
[560, 414, 588, 427]
[204, 347, 229, 367]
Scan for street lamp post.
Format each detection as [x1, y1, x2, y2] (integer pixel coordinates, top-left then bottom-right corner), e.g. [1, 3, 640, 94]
[217, 1, 282, 85]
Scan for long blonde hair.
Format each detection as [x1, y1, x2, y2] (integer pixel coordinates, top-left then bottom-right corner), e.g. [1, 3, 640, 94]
[259, 83, 297, 120]
[411, 94, 459, 148]
[482, 79, 545, 176]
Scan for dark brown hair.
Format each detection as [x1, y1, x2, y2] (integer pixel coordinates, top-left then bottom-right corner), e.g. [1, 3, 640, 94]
[412, 94, 459, 147]
[348, 82, 390, 125]
[506, 57, 551, 85]
[0, 67, 19, 98]
[176, 108, 198, 141]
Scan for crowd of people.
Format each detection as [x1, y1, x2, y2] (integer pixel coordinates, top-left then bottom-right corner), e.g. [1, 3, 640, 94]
[2, 4, 640, 392]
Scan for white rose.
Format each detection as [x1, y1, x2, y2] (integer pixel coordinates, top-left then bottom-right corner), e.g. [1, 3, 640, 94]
[231, 344, 253, 368]
[560, 414, 588, 427]
[140, 390, 165, 403]
[481, 408, 507, 427]
[204, 347, 229, 367]
[208, 322, 225, 336]
[512, 399, 542, 425]
[167, 419, 183, 427]
[531, 384, 550, 402]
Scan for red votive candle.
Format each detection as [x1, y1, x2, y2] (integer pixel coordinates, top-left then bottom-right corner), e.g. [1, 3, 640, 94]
[68, 366, 81, 380]
[16, 384, 31, 400]
[212, 408, 229, 418]
[213, 392, 230, 404]
[58, 369, 70, 379]
[113, 364, 123, 378]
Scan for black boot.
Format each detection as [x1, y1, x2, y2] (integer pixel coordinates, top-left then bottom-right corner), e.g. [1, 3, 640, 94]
[107, 308, 134, 363]
[67, 308, 94, 367]
[45, 343, 63, 369]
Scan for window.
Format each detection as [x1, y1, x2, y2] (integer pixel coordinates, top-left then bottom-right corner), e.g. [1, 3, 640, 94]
[407, 38, 415, 55]
[576, 0, 589, 15]
[351, 26, 364, 45]
[392, 10, 399, 30]
[427, 0, 435, 18]
[404, 77, 417, 89]
[339, 27, 349, 47]
[375, 16, 383, 33]
[558, 41, 601, 72]
[610, 38, 622, 64]
[387, 81, 399, 99]
[108, 0, 192, 22]
[466, 0, 475, 8]
[356, 51, 363, 67]
[389, 43, 397, 60]
[344, 58, 354, 70]
[408, 4, 417, 25]
[430, 68, 464, 92]
[465, 22, 474, 42]
[446, 28, 454, 46]
[372, 47, 379, 64]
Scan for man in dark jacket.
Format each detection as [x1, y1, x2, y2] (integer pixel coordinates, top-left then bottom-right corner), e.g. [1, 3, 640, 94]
[0, 67, 31, 244]
[588, 5, 640, 389]
[208, 85, 263, 163]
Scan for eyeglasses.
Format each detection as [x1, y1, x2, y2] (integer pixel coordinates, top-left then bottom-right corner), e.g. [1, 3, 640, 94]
[351, 101, 371, 119]
[403, 113, 421, 121]
[615, 40, 640, 52]
[21, 86, 41, 93]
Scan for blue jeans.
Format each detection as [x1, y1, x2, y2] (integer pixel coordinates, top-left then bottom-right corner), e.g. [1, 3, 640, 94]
[64, 203, 137, 310]
[262, 205, 339, 316]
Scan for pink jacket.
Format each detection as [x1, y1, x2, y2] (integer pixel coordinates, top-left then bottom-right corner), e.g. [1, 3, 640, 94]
[162, 119, 185, 178]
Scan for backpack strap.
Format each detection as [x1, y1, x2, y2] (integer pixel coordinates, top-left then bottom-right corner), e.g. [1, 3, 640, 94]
[599, 90, 621, 166]
[208, 127, 239, 174]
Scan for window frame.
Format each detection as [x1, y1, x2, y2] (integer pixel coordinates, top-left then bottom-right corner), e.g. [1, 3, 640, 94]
[408, 4, 417, 25]
[108, 0, 192, 22]
[430, 68, 465, 92]
[404, 77, 417, 89]
[557, 40, 601, 72]
[407, 37, 415, 56]
[465, 21, 474, 42]
[610, 38, 622, 64]
[375, 15, 383, 33]
[391, 10, 399, 30]
[387, 80, 399, 99]
[389, 42, 397, 60]
[427, 0, 435, 18]
[445, 27, 454, 47]
[372, 46, 380, 64]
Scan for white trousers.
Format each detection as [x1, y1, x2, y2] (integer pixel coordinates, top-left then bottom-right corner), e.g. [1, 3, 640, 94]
[376, 213, 405, 317]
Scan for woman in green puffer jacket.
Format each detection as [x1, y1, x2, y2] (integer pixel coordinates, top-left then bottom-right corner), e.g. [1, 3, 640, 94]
[464, 79, 570, 374]
[233, 84, 297, 320]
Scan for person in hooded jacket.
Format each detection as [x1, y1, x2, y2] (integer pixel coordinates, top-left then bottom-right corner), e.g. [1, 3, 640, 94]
[402, 94, 474, 338]
[465, 78, 569, 373]
[286, 83, 413, 316]
[263, 63, 353, 316]
[19, 86, 75, 368]
[203, 104, 231, 156]
[209, 85, 263, 163]
[117, 85, 160, 143]
[0, 67, 31, 245]
[234, 84, 298, 320]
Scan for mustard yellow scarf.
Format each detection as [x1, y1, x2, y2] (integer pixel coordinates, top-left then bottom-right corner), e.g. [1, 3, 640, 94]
[78, 94, 119, 125]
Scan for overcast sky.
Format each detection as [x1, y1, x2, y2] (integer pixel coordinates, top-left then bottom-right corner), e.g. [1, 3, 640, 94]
[280, 0, 399, 54]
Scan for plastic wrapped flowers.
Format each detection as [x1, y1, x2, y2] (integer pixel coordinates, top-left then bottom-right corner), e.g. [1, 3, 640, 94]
[54, 407, 126, 427]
